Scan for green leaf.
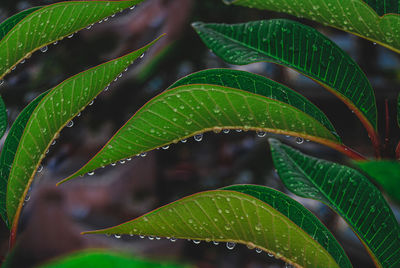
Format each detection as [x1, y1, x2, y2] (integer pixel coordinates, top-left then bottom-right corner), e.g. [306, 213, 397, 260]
[0, 0, 141, 80]
[1, 37, 161, 230]
[0, 95, 7, 140]
[83, 189, 341, 268]
[363, 0, 400, 16]
[59, 82, 344, 184]
[223, 0, 400, 54]
[355, 160, 400, 204]
[0, 91, 48, 227]
[0, 7, 42, 41]
[269, 138, 400, 268]
[168, 68, 339, 139]
[222, 184, 352, 268]
[36, 250, 189, 268]
[192, 19, 378, 138]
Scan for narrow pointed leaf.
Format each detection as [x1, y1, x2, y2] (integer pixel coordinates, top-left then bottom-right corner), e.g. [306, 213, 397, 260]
[36, 250, 189, 268]
[168, 68, 339, 138]
[223, 184, 352, 268]
[84, 189, 340, 268]
[1, 37, 161, 230]
[0, 0, 141, 80]
[60, 83, 350, 184]
[223, 0, 400, 53]
[192, 20, 378, 140]
[355, 160, 400, 204]
[0, 95, 7, 140]
[0, 91, 48, 227]
[269, 138, 400, 268]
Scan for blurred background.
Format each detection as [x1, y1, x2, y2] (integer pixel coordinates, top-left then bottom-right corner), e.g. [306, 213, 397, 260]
[0, 0, 399, 267]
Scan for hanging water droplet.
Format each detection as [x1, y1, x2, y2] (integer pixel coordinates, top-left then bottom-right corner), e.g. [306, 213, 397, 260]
[155, 237, 161, 240]
[87, 171, 95, 176]
[20, 59, 26, 64]
[140, 152, 147, 157]
[37, 165, 43, 173]
[25, 195, 30, 202]
[127, 158, 132, 161]
[119, 160, 126, 164]
[68, 33, 74, 38]
[255, 248, 262, 253]
[86, 24, 93, 30]
[267, 253, 274, 257]
[194, 133, 203, 142]
[0, 80, 4, 86]
[51, 140, 56, 146]
[170, 237, 177, 242]
[256, 131, 266, 137]
[66, 121, 74, 128]
[236, 129, 242, 132]
[223, 129, 230, 134]
[53, 41, 58, 45]
[181, 139, 187, 143]
[40, 46, 48, 53]
[130, 5, 136, 10]
[226, 242, 236, 250]
[111, 162, 117, 166]
[114, 234, 121, 239]
[139, 235, 145, 239]
[162, 145, 170, 150]
[295, 137, 304, 144]
[148, 236, 155, 240]
[140, 53, 145, 59]
[193, 240, 201, 244]
[213, 241, 219, 245]
[88, 100, 94, 106]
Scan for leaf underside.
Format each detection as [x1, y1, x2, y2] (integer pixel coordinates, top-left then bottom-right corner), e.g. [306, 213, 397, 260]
[269, 138, 400, 268]
[0, 91, 48, 226]
[0, 0, 141, 80]
[60, 83, 340, 183]
[192, 19, 377, 132]
[1, 37, 160, 229]
[84, 189, 340, 268]
[168, 68, 339, 139]
[222, 185, 352, 268]
[355, 160, 400, 204]
[223, 0, 400, 53]
[0, 95, 7, 140]
[37, 250, 188, 268]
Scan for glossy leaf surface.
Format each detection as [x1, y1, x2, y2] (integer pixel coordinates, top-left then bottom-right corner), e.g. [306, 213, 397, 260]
[356, 160, 400, 204]
[192, 19, 377, 134]
[169, 68, 338, 138]
[223, 0, 400, 53]
[1, 38, 160, 229]
[0, 0, 141, 79]
[84, 189, 340, 267]
[269, 138, 400, 268]
[0, 91, 48, 226]
[37, 250, 189, 268]
[0, 95, 7, 140]
[60, 83, 342, 183]
[223, 185, 352, 268]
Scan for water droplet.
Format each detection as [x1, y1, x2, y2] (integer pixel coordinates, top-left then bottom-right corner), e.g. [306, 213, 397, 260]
[130, 5, 136, 10]
[87, 171, 95, 176]
[181, 139, 187, 143]
[256, 131, 266, 137]
[193, 240, 201, 244]
[236, 129, 242, 132]
[226, 242, 236, 250]
[162, 145, 170, 150]
[51, 140, 56, 146]
[140, 53, 145, 59]
[148, 236, 155, 240]
[267, 253, 274, 257]
[213, 241, 219, 245]
[68, 33, 74, 38]
[170, 237, 177, 242]
[37, 165, 43, 173]
[255, 248, 262, 253]
[40, 46, 48, 53]
[223, 129, 230, 134]
[25, 195, 30, 202]
[140, 152, 147, 157]
[155, 237, 161, 240]
[0, 80, 4, 86]
[66, 121, 74, 128]
[119, 160, 126, 164]
[114, 234, 121, 239]
[88, 100, 94, 106]
[295, 137, 304, 144]
[139, 235, 145, 239]
[194, 133, 203, 142]
[111, 162, 117, 166]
